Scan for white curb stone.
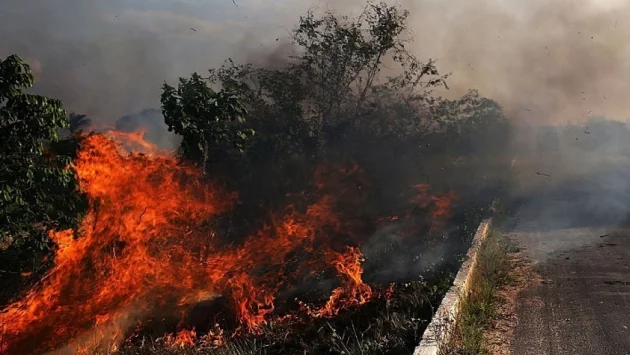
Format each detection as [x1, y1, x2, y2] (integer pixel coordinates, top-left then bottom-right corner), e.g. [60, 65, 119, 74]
[414, 218, 493, 355]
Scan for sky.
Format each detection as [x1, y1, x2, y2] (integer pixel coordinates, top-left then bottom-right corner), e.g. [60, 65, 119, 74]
[0, 0, 310, 122]
[1, 0, 629, 125]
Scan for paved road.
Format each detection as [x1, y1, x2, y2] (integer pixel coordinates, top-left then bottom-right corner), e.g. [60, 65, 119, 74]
[507, 162, 630, 355]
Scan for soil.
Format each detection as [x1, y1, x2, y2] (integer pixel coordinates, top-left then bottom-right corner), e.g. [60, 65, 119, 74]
[483, 234, 541, 355]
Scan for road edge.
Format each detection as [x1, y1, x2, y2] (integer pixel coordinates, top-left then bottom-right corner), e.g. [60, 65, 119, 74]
[413, 218, 493, 355]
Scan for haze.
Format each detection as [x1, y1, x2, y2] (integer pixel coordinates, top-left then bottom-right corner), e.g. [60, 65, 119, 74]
[1, 0, 629, 125]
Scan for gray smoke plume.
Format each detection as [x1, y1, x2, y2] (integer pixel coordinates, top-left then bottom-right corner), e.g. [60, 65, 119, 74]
[3, 0, 629, 126]
[404, 0, 630, 125]
[0, 0, 247, 123]
[307, 0, 630, 125]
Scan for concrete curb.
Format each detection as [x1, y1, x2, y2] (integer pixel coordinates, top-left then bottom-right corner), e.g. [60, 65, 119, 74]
[413, 218, 493, 355]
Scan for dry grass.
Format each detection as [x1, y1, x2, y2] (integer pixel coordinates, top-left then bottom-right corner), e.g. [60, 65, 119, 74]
[97, 280, 453, 355]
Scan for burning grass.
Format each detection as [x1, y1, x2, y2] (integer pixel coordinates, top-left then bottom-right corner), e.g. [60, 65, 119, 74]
[0, 132, 486, 355]
[108, 280, 452, 355]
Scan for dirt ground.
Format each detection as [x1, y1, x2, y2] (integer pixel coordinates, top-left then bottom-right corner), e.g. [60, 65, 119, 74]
[483, 238, 541, 355]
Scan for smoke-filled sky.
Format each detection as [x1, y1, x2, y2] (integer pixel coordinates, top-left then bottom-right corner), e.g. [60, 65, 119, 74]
[1, 0, 629, 125]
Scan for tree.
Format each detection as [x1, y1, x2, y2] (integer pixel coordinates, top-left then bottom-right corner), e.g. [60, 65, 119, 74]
[426, 90, 510, 155]
[161, 73, 253, 174]
[292, 2, 445, 125]
[161, 2, 456, 213]
[0, 54, 85, 249]
[207, 2, 448, 158]
[160, 3, 511, 237]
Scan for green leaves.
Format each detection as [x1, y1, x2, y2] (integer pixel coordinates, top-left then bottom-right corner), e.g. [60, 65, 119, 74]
[0, 54, 34, 101]
[0, 54, 85, 249]
[161, 73, 252, 172]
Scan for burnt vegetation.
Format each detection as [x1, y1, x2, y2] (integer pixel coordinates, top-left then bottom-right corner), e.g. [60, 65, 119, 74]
[1, 3, 513, 354]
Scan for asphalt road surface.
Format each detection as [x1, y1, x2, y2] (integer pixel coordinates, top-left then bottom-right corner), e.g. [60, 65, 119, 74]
[507, 162, 630, 355]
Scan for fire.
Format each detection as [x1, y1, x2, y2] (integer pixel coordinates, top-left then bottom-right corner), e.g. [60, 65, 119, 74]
[303, 247, 372, 318]
[0, 132, 454, 354]
[0, 133, 232, 354]
[164, 328, 197, 349]
[201, 324, 226, 347]
[411, 184, 456, 231]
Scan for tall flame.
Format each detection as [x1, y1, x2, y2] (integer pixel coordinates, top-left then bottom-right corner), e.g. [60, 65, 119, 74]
[1, 133, 232, 353]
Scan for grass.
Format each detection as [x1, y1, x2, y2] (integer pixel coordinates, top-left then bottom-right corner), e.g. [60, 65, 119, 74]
[444, 229, 510, 355]
[103, 280, 452, 355]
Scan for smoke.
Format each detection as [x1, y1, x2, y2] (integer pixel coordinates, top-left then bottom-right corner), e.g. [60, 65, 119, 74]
[309, 0, 630, 125]
[6, 2, 630, 348]
[400, 0, 630, 238]
[403, 0, 630, 125]
[115, 109, 180, 150]
[0, 0, 246, 123]
[3, 0, 629, 126]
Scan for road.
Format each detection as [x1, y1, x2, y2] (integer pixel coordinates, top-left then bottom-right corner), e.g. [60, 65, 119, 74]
[506, 157, 630, 355]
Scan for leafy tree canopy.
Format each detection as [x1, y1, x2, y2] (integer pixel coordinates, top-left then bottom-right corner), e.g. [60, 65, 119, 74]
[161, 73, 253, 173]
[0, 54, 85, 249]
[203, 2, 450, 158]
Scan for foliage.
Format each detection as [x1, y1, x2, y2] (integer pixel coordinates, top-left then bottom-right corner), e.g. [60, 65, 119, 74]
[206, 2, 448, 159]
[291, 2, 444, 127]
[427, 90, 511, 156]
[161, 73, 253, 173]
[163, 2, 511, 238]
[0, 54, 85, 249]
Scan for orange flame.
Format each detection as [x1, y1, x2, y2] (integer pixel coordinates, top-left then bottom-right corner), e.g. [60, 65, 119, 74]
[164, 328, 197, 349]
[0, 133, 232, 354]
[411, 184, 455, 232]
[303, 247, 372, 318]
[201, 324, 226, 347]
[0, 132, 453, 354]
